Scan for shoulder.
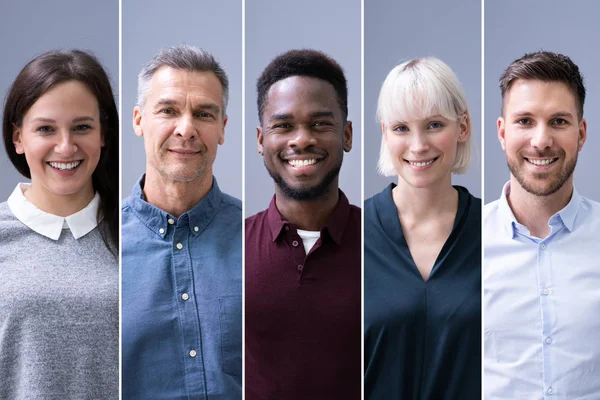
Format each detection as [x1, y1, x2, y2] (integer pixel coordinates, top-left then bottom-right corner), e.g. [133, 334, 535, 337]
[483, 198, 501, 220]
[245, 209, 268, 229]
[219, 192, 242, 212]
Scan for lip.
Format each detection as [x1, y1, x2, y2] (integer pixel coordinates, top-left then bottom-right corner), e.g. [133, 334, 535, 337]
[168, 148, 201, 157]
[524, 157, 559, 170]
[404, 156, 439, 171]
[46, 159, 83, 177]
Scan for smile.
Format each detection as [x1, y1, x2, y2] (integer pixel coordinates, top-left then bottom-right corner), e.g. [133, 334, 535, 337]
[525, 157, 558, 166]
[287, 159, 320, 167]
[405, 157, 438, 167]
[47, 161, 82, 171]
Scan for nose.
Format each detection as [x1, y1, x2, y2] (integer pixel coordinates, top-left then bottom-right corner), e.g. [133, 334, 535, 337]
[54, 131, 77, 156]
[410, 132, 430, 154]
[174, 113, 197, 140]
[530, 125, 553, 149]
[288, 125, 317, 149]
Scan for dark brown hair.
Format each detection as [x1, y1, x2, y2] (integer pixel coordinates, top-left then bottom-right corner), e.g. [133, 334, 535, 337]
[500, 51, 586, 118]
[2, 50, 119, 255]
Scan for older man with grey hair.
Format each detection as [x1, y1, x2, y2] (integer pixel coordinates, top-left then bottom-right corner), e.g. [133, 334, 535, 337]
[122, 44, 242, 399]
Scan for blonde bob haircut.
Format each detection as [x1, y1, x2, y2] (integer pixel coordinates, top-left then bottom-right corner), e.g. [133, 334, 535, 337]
[376, 57, 472, 176]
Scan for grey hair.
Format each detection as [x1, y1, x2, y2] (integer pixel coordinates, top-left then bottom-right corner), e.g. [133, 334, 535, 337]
[376, 57, 472, 176]
[136, 44, 229, 116]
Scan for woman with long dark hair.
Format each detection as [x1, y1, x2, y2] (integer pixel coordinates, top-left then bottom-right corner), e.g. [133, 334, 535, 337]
[0, 50, 118, 399]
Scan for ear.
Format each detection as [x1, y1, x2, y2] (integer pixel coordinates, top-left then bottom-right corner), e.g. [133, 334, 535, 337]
[578, 118, 587, 152]
[343, 121, 353, 152]
[381, 123, 388, 142]
[12, 124, 24, 154]
[133, 106, 144, 137]
[218, 114, 228, 145]
[257, 126, 264, 155]
[458, 113, 470, 143]
[497, 117, 506, 151]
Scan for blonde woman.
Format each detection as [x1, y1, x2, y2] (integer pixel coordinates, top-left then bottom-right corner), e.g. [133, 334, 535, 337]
[364, 58, 481, 399]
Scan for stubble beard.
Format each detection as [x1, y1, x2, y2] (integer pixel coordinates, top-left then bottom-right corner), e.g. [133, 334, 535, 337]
[507, 150, 577, 197]
[265, 155, 343, 201]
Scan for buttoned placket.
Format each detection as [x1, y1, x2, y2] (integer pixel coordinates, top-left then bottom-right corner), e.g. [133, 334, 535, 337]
[168, 214, 208, 398]
[536, 217, 562, 399]
[286, 225, 322, 282]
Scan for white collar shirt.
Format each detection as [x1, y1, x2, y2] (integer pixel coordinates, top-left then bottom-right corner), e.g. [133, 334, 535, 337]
[7, 183, 100, 241]
[484, 181, 600, 399]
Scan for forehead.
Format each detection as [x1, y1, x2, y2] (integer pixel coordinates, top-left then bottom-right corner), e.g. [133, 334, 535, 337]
[504, 79, 578, 115]
[25, 80, 99, 119]
[263, 76, 340, 117]
[147, 67, 222, 103]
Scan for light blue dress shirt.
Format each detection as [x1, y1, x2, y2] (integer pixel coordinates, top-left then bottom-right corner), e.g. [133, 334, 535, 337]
[484, 182, 600, 400]
[122, 175, 242, 400]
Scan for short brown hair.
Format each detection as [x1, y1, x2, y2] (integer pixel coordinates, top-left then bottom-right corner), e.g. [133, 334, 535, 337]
[499, 51, 585, 119]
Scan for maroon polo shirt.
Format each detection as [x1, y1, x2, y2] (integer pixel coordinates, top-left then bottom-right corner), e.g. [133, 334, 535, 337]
[245, 190, 361, 400]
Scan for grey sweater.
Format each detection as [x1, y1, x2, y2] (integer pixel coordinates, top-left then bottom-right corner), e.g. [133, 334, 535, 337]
[0, 202, 118, 399]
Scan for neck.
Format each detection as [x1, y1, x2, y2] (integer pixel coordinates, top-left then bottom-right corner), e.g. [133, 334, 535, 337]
[392, 175, 458, 221]
[274, 183, 340, 231]
[143, 168, 213, 218]
[506, 176, 573, 238]
[25, 180, 95, 217]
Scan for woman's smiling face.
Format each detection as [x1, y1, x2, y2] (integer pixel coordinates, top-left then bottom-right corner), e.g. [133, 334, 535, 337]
[13, 80, 104, 200]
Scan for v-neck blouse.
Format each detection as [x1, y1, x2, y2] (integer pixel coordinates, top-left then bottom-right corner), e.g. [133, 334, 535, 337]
[364, 184, 481, 400]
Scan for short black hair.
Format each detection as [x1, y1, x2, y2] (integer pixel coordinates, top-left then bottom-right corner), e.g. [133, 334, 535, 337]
[256, 49, 348, 124]
[500, 51, 585, 118]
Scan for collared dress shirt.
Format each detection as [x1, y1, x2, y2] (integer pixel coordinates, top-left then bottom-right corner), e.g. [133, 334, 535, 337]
[0, 183, 118, 399]
[364, 184, 481, 400]
[122, 176, 242, 400]
[484, 182, 600, 399]
[245, 190, 361, 400]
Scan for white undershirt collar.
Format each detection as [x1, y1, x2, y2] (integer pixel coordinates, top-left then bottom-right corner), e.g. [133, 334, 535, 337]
[7, 183, 101, 241]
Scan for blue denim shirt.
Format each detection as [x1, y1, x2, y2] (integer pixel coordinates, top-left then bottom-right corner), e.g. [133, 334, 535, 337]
[122, 175, 242, 400]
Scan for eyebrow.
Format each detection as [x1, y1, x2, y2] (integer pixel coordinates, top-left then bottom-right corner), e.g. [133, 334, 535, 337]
[30, 116, 96, 123]
[154, 98, 221, 115]
[268, 111, 335, 122]
[510, 111, 575, 119]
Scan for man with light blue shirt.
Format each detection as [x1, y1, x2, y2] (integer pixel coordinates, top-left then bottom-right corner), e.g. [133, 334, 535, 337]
[121, 45, 241, 399]
[484, 51, 600, 399]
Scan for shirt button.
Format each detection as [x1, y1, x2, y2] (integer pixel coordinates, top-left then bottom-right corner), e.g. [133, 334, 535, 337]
[285, 226, 289, 231]
[541, 243, 546, 249]
[545, 337, 553, 344]
[182, 293, 189, 301]
[297, 264, 303, 271]
[194, 226, 199, 232]
[189, 349, 197, 357]
[547, 387, 554, 395]
[168, 218, 175, 225]
[543, 288, 550, 295]
[159, 228, 165, 234]
[176, 243, 183, 250]
[292, 240, 299, 247]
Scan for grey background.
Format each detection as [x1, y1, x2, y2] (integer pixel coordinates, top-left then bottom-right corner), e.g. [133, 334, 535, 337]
[245, 0, 361, 216]
[485, 0, 600, 203]
[0, 0, 118, 201]
[364, 0, 482, 200]
[122, 0, 242, 199]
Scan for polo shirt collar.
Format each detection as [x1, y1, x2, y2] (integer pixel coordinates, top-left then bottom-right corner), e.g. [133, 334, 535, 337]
[498, 181, 582, 238]
[7, 183, 100, 241]
[266, 189, 351, 245]
[128, 174, 224, 237]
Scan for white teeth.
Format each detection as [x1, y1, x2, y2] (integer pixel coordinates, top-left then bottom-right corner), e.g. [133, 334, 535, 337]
[48, 161, 81, 170]
[288, 159, 317, 167]
[528, 158, 555, 166]
[408, 159, 434, 167]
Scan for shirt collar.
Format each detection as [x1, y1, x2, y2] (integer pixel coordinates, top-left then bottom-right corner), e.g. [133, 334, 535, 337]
[498, 181, 582, 238]
[127, 174, 224, 237]
[7, 183, 100, 241]
[265, 190, 351, 245]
